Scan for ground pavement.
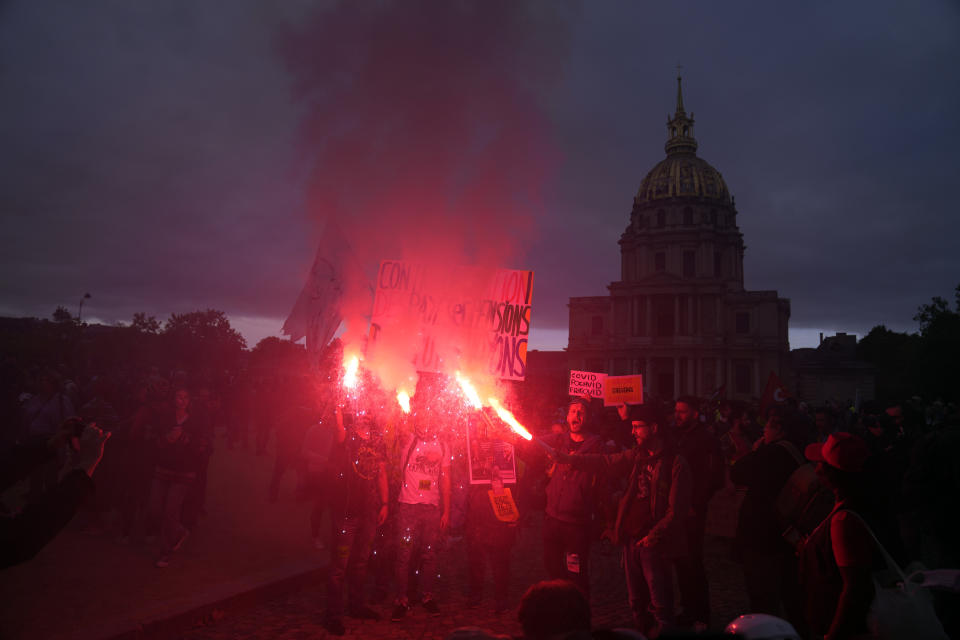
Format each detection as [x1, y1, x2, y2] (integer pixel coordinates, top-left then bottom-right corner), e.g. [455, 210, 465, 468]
[0, 430, 750, 640]
[0, 433, 330, 640]
[178, 511, 749, 640]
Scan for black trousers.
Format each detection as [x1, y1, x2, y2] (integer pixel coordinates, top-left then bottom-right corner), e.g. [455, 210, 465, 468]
[542, 515, 591, 596]
[674, 512, 710, 624]
[467, 540, 511, 607]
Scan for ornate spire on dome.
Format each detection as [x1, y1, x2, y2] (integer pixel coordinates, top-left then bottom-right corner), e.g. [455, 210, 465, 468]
[676, 70, 686, 114]
[665, 72, 697, 155]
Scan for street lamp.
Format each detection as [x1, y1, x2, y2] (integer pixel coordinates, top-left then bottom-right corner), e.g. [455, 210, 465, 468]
[78, 292, 91, 323]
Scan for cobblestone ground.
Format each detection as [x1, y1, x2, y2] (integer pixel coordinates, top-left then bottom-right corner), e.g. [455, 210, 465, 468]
[180, 511, 748, 640]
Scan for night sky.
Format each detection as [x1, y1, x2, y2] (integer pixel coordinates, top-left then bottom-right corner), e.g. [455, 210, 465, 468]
[2, 1, 957, 351]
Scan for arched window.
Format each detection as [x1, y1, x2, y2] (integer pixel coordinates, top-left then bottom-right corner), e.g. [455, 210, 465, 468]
[682, 126, 689, 136]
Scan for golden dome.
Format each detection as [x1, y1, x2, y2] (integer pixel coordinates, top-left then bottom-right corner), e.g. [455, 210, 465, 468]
[634, 75, 731, 206]
[635, 154, 730, 204]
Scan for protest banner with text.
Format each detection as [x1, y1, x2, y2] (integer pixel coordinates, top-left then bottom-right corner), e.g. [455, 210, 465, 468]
[603, 374, 644, 406]
[568, 370, 607, 399]
[369, 260, 534, 381]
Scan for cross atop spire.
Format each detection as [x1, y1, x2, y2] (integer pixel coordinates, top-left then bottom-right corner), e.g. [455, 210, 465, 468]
[676, 66, 685, 114]
[665, 71, 697, 155]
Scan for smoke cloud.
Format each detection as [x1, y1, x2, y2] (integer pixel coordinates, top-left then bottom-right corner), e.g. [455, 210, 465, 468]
[277, 1, 575, 395]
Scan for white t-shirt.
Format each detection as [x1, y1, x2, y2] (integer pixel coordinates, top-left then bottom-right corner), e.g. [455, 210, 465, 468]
[399, 434, 450, 507]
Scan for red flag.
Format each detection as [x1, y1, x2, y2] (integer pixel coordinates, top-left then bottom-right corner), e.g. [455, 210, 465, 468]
[759, 371, 791, 418]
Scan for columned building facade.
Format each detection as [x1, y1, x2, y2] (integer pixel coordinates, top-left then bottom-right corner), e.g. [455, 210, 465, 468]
[568, 78, 790, 400]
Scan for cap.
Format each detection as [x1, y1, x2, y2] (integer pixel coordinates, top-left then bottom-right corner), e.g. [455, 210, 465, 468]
[804, 432, 869, 472]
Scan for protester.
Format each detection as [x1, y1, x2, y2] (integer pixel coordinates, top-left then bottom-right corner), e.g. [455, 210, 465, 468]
[465, 466, 520, 614]
[538, 397, 607, 597]
[116, 377, 166, 542]
[517, 579, 592, 640]
[551, 404, 691, 636]
[391, 389, 452, 621]
[729, 406, 806, 629]
[22, 368, 75, 438]
[182, 385, 215, 527]
[268, 382, 311, 503]
[672, 396, 724, 629]
[799, 432, 881, 639]
[2, 419, 110, 569]
[145, 388, 205, 567]
[302, 397, 337, 550]
[718, 403, 755, 467]
[322, 407, 389, 635]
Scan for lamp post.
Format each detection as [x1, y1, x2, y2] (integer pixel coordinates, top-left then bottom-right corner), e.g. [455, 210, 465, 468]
[78, 292, 91, 323]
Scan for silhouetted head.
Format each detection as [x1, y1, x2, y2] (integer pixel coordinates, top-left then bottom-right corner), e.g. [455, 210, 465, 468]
[518, 580, 590, 640]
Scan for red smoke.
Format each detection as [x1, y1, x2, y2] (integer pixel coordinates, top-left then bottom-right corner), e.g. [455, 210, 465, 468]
[276, 1, 572, 394]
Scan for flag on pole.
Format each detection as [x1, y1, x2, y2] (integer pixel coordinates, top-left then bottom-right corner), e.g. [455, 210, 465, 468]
[282, 220, 361, 354]
[759, 371, 791, 418]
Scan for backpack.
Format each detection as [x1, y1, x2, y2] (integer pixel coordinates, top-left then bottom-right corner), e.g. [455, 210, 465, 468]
[773, 440, 834, 551]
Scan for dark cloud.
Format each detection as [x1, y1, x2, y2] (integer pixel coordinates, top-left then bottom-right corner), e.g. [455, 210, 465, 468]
[1, 0, 957, 349]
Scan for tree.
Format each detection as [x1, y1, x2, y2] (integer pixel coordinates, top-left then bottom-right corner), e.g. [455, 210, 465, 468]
[52, 306, 74, 323]
[857, 325, 919, 402]
[250, 337, 306, 374]
[131, 312, 162, 335]
[914, 287, 960, 402]
[162, 309, 247, 372]
[913, 296, 951, 336]
[857, 284, 960, 404]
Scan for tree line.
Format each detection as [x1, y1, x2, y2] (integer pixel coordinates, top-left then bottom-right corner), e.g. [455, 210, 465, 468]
[858, 283, 960, 403]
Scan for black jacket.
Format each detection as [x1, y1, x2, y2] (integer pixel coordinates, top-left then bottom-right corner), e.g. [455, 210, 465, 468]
[1, 440, 94, 569]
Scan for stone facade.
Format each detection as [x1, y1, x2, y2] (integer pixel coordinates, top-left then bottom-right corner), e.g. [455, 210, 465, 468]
[568, 78, 791, 401]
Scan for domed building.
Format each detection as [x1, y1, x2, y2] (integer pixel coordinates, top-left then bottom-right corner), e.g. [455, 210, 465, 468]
[567, 78, 790, 400]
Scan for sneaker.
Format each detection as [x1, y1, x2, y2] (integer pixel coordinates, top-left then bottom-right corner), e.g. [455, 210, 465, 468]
[347, 605, 380, 620]
[155, 555, 171, 568]
[171, 529, 190, 552]
[322, 617, 345, 636]
[390, 602, 409, 622]
[422, 597, 441, 617]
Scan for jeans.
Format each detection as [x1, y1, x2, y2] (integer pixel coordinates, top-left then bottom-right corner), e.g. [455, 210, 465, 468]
[146, 472, 192, 555]
[395, 502, 442, 602]
[542, 515, 592, 596]
[327, 511, 377, 617]
[624, 538, 675, 633]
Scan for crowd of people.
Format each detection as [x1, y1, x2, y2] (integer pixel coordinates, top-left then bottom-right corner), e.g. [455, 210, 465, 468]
[2, 356, 958, 639]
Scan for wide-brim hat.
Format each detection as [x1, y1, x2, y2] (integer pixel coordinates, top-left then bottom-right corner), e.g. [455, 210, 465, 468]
[804, 432, 869, 472]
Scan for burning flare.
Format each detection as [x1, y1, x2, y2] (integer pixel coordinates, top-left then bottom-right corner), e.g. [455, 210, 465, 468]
[488, 397, 533, 441]
[343, 355, 360, 389]
[396, 390, 411, 414]
[455, 371, 483, 410]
